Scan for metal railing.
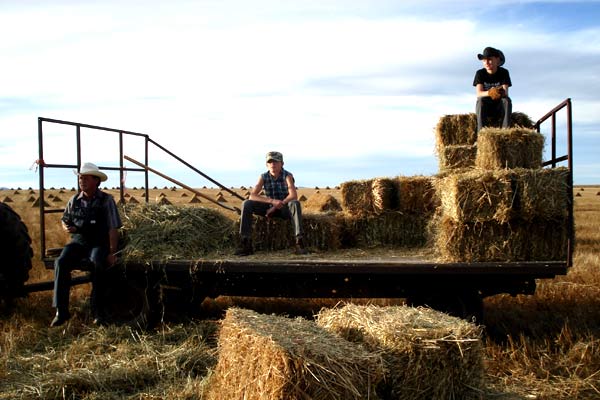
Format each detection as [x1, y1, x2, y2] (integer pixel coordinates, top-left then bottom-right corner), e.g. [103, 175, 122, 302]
[37, 117, 242, 261]
[533, 98, 574, 267]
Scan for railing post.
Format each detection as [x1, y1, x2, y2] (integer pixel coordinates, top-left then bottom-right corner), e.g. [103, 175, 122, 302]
[38, 118, 46, 260]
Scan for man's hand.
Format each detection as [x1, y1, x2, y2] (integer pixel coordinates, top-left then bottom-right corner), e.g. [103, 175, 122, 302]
[488, 86, 505, 100]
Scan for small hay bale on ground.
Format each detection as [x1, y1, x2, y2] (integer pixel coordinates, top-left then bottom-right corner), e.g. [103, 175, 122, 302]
[341, 212, 430, 248]
[247, 213, 342, 251]
[316, 304, 483, 400]
[438, 144, 477, 171]
[395, 175, 439, 215]
[206, 307, 384, 400]
[120, 204, 235, 262]
[303, 192, 342, 213]
[433, 214, 569, 262]
[437, 169, 515, 223]
[475, 127, 544, 170]
[435, 113, 477, 148]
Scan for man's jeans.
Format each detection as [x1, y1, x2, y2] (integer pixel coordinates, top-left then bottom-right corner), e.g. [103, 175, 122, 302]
[476, 96, 512, 132]
[53, 242, 107, 315]
[239, 199, 304, 239]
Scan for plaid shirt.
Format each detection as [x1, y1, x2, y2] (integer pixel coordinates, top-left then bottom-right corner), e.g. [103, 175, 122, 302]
[261, 169, 294, 201]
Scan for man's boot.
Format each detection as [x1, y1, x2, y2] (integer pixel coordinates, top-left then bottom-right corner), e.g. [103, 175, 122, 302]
[294, 237, 308, 255]
[234, 237, 253, 256]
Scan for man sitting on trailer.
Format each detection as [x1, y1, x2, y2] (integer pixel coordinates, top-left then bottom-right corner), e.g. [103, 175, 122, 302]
[235, 151, 308, 256]
[473, 46, 512, 132]
[51, 162, 122, 327]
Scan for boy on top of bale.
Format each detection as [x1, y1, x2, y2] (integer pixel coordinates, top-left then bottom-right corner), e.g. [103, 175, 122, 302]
[235, 151, 308, 256]
[473, 46, 512, 132]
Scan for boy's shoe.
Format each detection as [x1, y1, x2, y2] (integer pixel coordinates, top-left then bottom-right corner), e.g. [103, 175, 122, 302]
[234, 238, 254, 256]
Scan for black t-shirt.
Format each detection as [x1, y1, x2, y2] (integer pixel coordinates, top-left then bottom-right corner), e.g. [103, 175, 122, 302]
[473, 67, 512, 91]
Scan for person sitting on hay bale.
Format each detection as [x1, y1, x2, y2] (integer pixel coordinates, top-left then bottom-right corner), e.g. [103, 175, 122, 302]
[473, 46, 512, 132]
[235, 151, 308, 256]
[51, 162, 122, 327]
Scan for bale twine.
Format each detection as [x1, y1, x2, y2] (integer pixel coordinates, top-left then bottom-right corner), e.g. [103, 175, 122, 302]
[341, 212, 430, 248]
[303, 192, 342, 213]
[438, 144, 477, 172]
[206, 307, 384, 400]
[395, 175, 439, 215]
[436, 170, 515, 224]
[316, 304, 483, 400]
[475, 127, 544, 170]
[120, 204, 235, 262]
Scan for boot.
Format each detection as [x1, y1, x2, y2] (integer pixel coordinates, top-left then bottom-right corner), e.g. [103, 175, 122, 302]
[234, 237, 253, 256]
[50, 309, 71, 327]
[294, 237, 309, 255]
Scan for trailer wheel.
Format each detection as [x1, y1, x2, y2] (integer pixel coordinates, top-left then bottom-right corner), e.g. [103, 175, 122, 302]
[0, 202, 33, 310]
[99, 270, 162, 329]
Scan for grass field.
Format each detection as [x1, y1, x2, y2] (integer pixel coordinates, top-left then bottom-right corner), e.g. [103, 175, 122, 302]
[1, 185, 599, 399]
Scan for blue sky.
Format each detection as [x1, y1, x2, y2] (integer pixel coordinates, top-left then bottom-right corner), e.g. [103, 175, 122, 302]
[1, 0, 599, 190]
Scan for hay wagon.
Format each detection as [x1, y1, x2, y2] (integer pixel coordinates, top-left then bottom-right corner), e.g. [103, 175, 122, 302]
[25, 99, 574, 326]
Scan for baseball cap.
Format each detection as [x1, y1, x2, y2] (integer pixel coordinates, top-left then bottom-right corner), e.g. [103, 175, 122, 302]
[266, 151, 283, 163]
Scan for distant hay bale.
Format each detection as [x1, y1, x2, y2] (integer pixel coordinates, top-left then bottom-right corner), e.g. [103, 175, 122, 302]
[438, 144, 477, 171]
[156, 196, 172, 205]
[435, 113, 477, 148]
[434, 214, 569, 262]
[475, 127, 544, 170]
[303, 192, 342, 213]
[216, 193, 227, 202]
[170, 186, 177, 191]
[47, 193, 55, 199]
[2, 196, 13, 203]
[248, 213, 342, 251]
[437, 170, 515, 224]
[511, 111, 534, 128]
[128, 196, 139, 204]
[596, 191, 600, 196]
[298, 194, 307, 201]
[575, 192, 582, 197]
[31, 197, 50, 207]
[316, 304, 483, 400]
[341, 212, 429, 248]
[52, 196, 63, 203]
[395, 175, 439, 215]
[13, 190, 20, 195]
[120, 204, 235, 262]
[189, 195, 202, 204]
[180, 192, 189, 197]
[206, 308, 383, 400]
[26, 196, 36, 202]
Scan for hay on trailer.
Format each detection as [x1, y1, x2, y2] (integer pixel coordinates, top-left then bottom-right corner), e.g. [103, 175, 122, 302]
[437, 169, 515, 223]
[433, 214, 569, 262]
[395, 175, 439, 214]
[435, 113, 478, 149]
[206, 307, 383, 400]
[341, 212, 430, 248]
[119, 204, 235, 262]
[371, 177, 397, 213]
[303, 192, 342, 213]
[513, 167, 570, 221]
[341, 178, 398, 216]
[475, 127, 544, 170]
[247, 213, 342, 251]
[438, 144, 477, 171]
[316, 304, 483, 400]
[511, 111, 534, 128]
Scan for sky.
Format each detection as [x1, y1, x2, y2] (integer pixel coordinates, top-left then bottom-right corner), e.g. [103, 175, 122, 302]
[1, 0, 599, 190]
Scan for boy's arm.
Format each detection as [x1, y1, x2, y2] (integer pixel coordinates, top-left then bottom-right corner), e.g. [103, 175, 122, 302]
[248, 176, 271, 203]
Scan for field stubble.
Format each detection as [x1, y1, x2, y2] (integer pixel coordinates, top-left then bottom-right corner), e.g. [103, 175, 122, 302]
[1, 186, 599, 399]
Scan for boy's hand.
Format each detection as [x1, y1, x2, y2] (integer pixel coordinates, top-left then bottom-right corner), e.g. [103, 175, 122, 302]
[488, 86, 504, 100]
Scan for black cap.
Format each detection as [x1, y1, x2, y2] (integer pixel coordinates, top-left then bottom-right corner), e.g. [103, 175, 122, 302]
[477, 47, 505, 66]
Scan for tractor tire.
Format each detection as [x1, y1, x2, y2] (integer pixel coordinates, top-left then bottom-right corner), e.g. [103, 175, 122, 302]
[0, 202, 33, 309]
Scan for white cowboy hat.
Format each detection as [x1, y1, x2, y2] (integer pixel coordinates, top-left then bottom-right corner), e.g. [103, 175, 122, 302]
[78, 162, 108, 182]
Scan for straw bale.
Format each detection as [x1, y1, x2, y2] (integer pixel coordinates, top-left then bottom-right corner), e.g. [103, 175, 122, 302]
[438, 144, 477, 171]
[120, 204, 235, 262]
[434, 214, 569, 262]
[340, 179, 374, 216]
[156, 196, 172, 205]
[371, 177, 397, 214]
[180, 192, 189, 197]
[207, 307, 383, 400]
[31, 197, 50, 207]
[26, 196, 36, 202]
[575, 192, 582, 197]
[2, 196, 13, 203]
[512, 167, 570, 221]
[189, 194, 202, 203]
[395, 175, 439, 215]
[298, 194, 307, 201]
[435, 113, 477, 148]
[248, 213, 342, 251]
[303, 192, 342, 213]
[437, 170, 515, 223]
[475, 127, 544, 170]
[341, 212, 429, 248]
[317, 304, 483, 400]
[216, 193, 227, 202]
[511, 111, 534, 128]
[52, 196, 63, 202]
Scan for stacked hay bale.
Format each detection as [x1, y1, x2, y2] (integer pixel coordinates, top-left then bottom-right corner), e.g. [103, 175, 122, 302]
[206, 307, 384, 400]
[435, 126, 570, 262]
[316, 304, 483, 400]
[340, 176, 438, 247]
[435, 113, 478, 172]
